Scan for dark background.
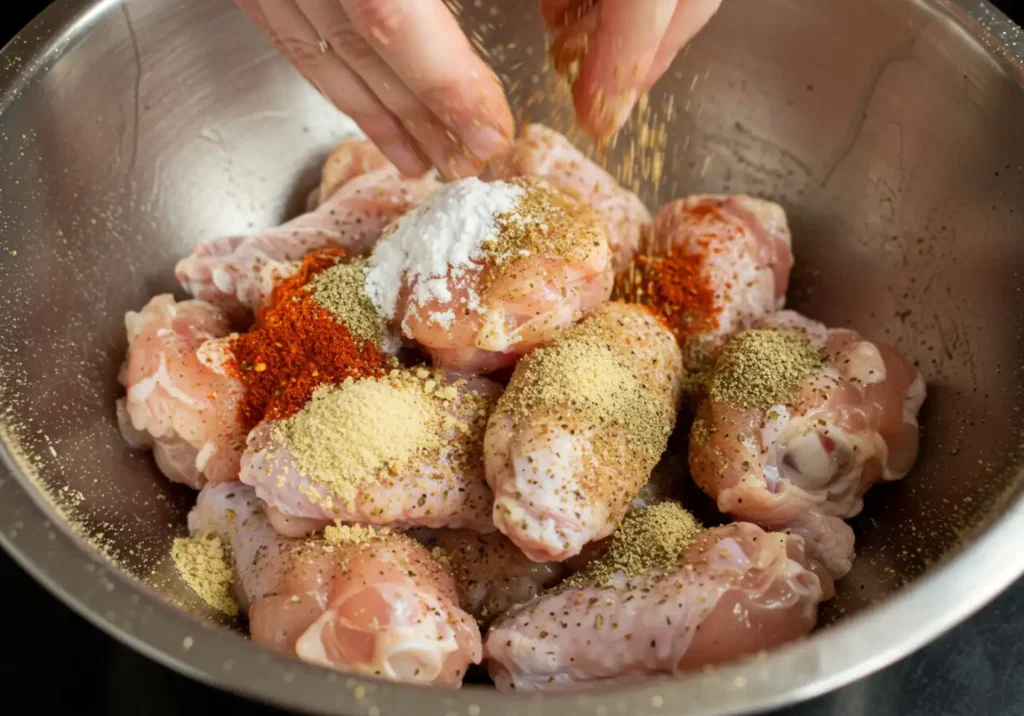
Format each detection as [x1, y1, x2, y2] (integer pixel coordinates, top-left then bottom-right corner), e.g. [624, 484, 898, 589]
[2, 2, 1022, 714]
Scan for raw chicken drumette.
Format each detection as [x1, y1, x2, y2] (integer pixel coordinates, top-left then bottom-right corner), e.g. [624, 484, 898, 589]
[485, 522, 831, 690]
[623, 194, 793, 373]
[689, 311, 926, 578]
[116, 295, 245, 488]
[241, 370, 500, 535]
[367, 177, 615, 374]
[176, 139, 440, 320]
[189, 482, 481, 684]
[485, 302, 684, 562]
[484, 123, 652, 268]
[412, 529, 566, 627]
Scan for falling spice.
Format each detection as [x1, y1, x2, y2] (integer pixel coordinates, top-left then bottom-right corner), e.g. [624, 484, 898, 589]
[617, 243, 720, 344]
[499, 311, 672, 473]
[171, 534, 239, 616]
[494, 303, 680, 515]
[308, 258, 390, 348]
[489, 178, 605, 266]
[616, 201, 726, 350]
[229, 249, 390, 431]
[566, 502, 701, 588]
[708, 329, 824, 409]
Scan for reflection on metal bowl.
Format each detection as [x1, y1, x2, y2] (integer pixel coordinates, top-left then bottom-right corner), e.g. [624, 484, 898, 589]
[0, 0, 1022, 714]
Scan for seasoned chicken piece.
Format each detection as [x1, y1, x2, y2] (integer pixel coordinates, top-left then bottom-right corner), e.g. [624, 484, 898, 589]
[411, 529, 566, 627]
[240, 370, 500, 535]
[116, 295, 245, 488]
[484, 123, 651, 268]
[367, 177, 614, 374]
[187, 481, 289, 611]
[306, 139, 392, 210]
[189, 482, 481, 685]
[689, 311, 926, 578]
[485, 522, 831, 690]
[484, 302, 683, 562]
[177, 143, 440, 321]
[621, 195, 793, 373]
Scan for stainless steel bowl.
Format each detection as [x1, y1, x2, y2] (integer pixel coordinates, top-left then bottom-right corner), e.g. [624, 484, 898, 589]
[1, 0, 1023, 713]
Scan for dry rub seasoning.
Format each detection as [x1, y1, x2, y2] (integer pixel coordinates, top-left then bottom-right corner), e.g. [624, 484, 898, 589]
[494, 303, 681, 512]
[489, 178, 605, 266]
[323, 522, 389, 546]
[567, 502, 701, 588]
[230, 249, 390, 432]
[708, 329, 823, 409]
[270, 367, 493, 515]
[273, 371, 443, 508]
[171, 534, 239, 616]
[307, 257, 389, 347]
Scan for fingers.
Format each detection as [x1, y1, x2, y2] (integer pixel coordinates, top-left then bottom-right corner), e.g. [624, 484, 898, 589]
[339, 0, 514, 162]
[547, 0, 721, 141]
[235, 0, 316, 86]
[253, 0, 430, 176]
[240, 0, 512, 180]
[572, 0, 678, 139]
[548, 7, 597, 79]
[539, 0, 595, 28]
[295, 0, 483, 179]
[642, 0, 723, 89]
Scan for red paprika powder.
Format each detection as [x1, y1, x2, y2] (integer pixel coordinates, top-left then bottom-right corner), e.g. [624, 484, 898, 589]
[617, 238, 721, 345]
[230, 248, 389, 431]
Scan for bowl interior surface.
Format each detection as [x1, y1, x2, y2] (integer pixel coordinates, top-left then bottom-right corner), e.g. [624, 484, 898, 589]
[1, 0, 1023, 714]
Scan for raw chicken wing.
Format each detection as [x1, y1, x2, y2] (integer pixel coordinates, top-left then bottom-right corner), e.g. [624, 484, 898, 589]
[241, 371, 500, 535]
[624, 195, 793, 372]
[372, 177, 614, 374]
[412, 529, 566, 627]
[117, 295, 245, 488]
[485, 303, 683, 561]
[485, 522, 831, 690]
[485, 123, 651, 268]
[189, 482, 482, 685]
[689, 311, 926, 578]
[176, 140, 440, 320]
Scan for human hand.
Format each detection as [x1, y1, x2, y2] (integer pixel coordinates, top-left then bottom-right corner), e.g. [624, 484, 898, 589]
[543, 0, 723, 140]
[235, 0, 515, 179]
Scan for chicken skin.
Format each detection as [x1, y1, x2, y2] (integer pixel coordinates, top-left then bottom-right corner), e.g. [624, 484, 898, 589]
[689, 311, 925, 578]
[117, 295, 245, 488]
[485, 302, 683, 562]
[189, 482, 482, 685]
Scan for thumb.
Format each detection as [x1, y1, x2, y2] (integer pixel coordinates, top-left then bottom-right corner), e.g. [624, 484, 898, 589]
[572, 0, 678, 140]
[642, 0, 723, 89]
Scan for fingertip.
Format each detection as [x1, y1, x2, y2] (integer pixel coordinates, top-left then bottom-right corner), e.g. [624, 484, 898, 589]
[539, 0, 595, 29]
[427, 74, 514, 163]
[642, 0, 724, 89]
[464, 122, 512, 163]
[381, 140, 433, 178]
[548, 10, 597, 79]
[437, 148, 486, 181]
[573, 82, 637, 142]
[641, 54, 675, 91]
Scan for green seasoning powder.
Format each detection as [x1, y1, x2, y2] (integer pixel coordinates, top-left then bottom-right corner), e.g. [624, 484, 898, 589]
[708, 329, 823, 409]
[567, 502, 701, 587]
[307, 259, 385, 346]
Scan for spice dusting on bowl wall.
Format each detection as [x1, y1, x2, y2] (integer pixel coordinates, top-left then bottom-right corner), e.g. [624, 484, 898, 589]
[1, 1, 1023, 715]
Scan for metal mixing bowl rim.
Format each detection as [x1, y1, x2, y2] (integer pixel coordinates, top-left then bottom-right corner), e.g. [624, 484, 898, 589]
[1, 1, 1022, 714]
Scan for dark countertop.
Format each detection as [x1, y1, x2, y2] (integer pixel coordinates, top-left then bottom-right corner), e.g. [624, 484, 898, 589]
[3, 2, 1023, 715]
